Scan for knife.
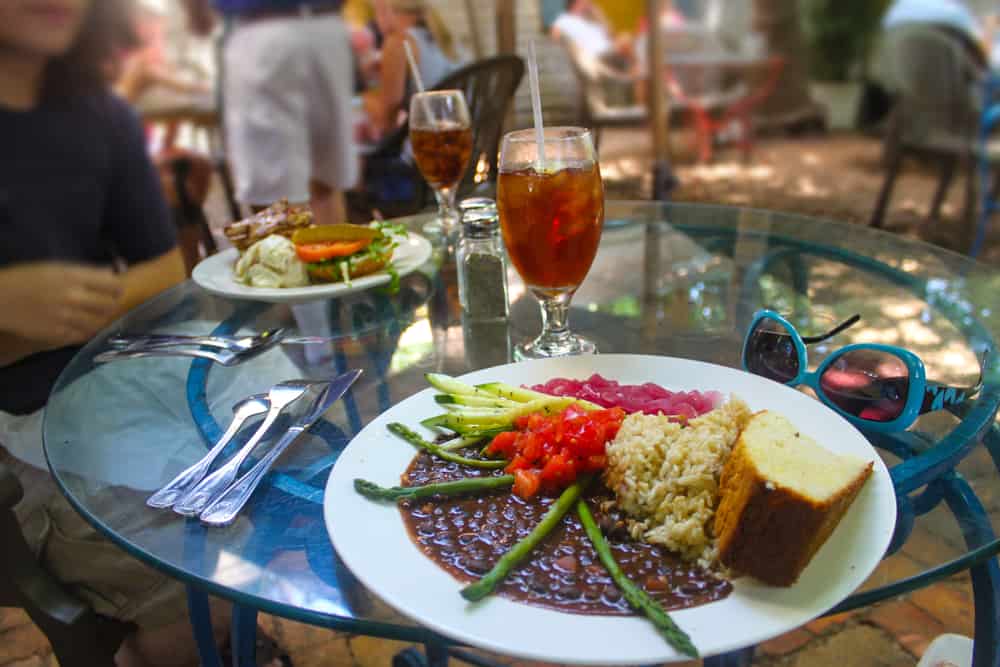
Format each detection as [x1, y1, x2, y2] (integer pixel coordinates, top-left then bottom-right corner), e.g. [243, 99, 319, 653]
[198, 369, 363, 526]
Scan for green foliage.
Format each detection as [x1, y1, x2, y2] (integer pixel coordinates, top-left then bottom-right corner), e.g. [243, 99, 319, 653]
[802, 0, 892, 82]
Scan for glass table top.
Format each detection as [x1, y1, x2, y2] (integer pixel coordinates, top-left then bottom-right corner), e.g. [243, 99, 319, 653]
[42, 201, 1000, 638]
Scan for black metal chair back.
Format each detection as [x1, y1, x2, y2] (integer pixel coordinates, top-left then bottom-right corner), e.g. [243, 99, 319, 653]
[435, 54, 526, 194]
[361, 55, 525, 217]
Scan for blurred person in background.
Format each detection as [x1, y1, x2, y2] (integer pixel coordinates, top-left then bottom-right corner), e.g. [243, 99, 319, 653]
[194, 0, 356, 226]
[362, 0, 466, 138]
[550, 0, 638, 76]
[0, 0, 234, 665]
[112, 2, 211, 106]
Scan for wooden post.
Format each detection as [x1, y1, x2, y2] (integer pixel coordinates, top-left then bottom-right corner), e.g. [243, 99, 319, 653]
[463, 0, 484, 60]
[646, 0, 676, 199]
[496, 0, 516, 55]
[496, 0, 517, 132]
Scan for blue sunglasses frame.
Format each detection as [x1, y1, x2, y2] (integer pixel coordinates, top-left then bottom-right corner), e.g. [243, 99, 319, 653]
[742, 309, 982, 433]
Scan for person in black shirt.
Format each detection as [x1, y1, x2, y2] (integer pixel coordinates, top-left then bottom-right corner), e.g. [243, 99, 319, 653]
[0, 2, 249, 666]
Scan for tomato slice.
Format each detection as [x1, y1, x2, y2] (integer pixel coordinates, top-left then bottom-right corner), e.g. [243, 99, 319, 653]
[296, 240, 370, 263]
[512, 469, 542, 498]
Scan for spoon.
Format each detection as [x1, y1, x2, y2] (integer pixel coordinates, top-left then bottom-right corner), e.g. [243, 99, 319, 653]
[172, 380, 321, 516]
[146, 394, 270, 509]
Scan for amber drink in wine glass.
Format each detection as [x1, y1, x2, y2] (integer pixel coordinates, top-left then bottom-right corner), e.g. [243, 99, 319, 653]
[497, 127, 605, 359]
[409, 90, 473, 235]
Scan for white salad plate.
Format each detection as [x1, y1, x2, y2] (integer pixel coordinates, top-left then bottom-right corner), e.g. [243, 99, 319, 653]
[324, 354, 897, 665]
[192, 233, 433, 303]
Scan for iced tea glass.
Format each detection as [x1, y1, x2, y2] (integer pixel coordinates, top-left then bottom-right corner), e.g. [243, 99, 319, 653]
[497, 127, 605, 359]
[409, 90, 473, 235]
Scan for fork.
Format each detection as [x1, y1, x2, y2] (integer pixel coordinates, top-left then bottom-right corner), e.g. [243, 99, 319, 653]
[108, 328, 287, 353]
[172, 380, 323, 516]
[93, 332, 283, 366]
[146, 394, 270, 509]
[199, 369, 362, 526]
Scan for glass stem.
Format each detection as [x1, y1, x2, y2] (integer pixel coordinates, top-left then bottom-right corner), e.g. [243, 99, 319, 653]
[539, 291, 573, 340]
[435, 187, 460, 229]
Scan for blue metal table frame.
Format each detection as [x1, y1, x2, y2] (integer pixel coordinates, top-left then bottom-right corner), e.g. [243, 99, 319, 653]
[50, 218, 1000, 667]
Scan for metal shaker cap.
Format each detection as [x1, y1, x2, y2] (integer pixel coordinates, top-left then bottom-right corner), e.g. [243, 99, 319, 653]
[461, 207, 499, 239]
[459, 197, 496, 213]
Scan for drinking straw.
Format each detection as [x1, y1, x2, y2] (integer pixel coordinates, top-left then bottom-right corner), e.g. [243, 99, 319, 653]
[527, 39, 546, 171]
[404, 39, 437, 124]
[403, 39, 426, 93]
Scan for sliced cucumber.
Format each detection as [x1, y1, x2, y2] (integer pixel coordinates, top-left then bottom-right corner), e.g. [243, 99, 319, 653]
[475, 381, 552, 403]
[440, 405, 512, 418]
[426, 373, 496, 399]
[477, 381, 601, 411]
[435, 394, 520, 409]
[421, 397, 578, 434]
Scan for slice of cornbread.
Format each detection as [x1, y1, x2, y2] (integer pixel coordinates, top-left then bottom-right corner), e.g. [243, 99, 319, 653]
[713, 411, 873, 586]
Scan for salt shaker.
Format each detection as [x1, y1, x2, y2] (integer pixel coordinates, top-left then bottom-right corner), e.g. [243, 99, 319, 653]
[457, 206, 509, 321]
[458, 197, 497, 216]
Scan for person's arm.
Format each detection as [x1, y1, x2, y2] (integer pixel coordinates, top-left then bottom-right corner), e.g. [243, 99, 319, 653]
[0, 335, 45, 367]
[0, 249, 183, 368]
[102, 97, 185, 310]
[0, 262, 123, 367]
[117, 247, 185, 316]
[371, 32, 413, 134]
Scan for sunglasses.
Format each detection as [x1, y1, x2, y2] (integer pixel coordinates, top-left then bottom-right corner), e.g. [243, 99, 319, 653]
[742, 310, 982, 432]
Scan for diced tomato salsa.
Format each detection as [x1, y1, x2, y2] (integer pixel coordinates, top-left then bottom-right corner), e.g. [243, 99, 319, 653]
[487, 405, 626, 498]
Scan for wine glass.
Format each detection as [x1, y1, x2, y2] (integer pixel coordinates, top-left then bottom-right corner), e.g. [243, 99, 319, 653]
[497, 127, 605, 359]
[409, 90, 473, 235]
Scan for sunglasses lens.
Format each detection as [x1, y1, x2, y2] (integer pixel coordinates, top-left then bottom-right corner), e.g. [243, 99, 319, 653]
[745, 316, 800, 383]
[819, 349, 909, 422]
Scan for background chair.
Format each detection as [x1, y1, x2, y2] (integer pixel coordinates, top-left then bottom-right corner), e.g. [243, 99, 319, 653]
[868, 24, 990, 239]
[561, 38, 647, 149]
[0, 460, 131, 666]
[973, 73, 1000, 258]
[156, 150, 219, 275]
[358, 55, 525, 219]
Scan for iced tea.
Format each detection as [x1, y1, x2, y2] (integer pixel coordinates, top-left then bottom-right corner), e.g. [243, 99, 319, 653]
[497, 163, 604, 290]
[410, 122, 473, 190]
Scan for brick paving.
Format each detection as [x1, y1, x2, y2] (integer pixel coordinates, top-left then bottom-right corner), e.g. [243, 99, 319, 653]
[4, 130, 995, 666]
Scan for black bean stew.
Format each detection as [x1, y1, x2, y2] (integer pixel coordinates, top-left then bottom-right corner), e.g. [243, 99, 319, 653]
[399, 450, 732, 615]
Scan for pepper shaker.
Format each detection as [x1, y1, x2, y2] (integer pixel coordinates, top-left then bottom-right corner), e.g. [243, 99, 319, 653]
[457, 206, 509, 321]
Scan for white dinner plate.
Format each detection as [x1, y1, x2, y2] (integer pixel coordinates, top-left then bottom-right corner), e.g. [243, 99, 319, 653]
[192, 233, 433, 303]
[324, 354, 896, 665]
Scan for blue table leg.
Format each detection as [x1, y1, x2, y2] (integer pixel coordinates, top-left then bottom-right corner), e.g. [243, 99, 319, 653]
[424, 639, 449, 667]
[943, 473, 1000, 667]
[187, 585, 222, 667]
[231, 603, 259, 667]
[704, 646, 755, 666]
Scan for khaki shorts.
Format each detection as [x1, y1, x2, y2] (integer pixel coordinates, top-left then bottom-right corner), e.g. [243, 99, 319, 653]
[3, 449, 188, 630]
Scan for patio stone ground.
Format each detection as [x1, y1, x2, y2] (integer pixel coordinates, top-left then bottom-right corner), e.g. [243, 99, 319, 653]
[2, 128, 996, 666]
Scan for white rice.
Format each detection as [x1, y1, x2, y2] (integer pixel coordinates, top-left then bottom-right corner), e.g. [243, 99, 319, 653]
[604, 398, 751, 568]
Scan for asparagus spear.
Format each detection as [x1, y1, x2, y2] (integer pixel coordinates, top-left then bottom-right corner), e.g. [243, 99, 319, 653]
[387, 422, 507, 469]
[354, 475, 514, 501]
[576, 499, 698, 658]
[460, 476, 592, 601]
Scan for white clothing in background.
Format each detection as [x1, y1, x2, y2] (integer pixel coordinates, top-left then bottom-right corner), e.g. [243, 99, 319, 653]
[552, 13, 613, 58]
[224, 13, 358, 206]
